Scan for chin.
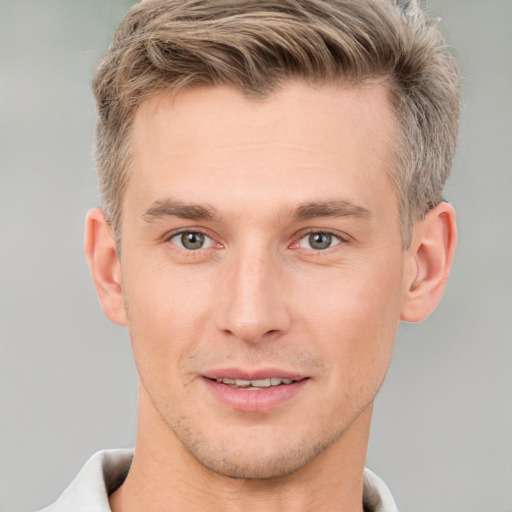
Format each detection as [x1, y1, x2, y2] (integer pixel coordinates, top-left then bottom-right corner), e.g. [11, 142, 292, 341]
[171, 417, 344, 480]
[191, 443, 327, 480]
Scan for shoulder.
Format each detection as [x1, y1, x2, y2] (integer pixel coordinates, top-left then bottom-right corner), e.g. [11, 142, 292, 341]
[363, 468, 399, 512]
[37, 449, 133, 512]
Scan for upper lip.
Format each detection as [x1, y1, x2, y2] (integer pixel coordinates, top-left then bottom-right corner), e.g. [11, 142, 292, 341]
[202, 368, 307, 381]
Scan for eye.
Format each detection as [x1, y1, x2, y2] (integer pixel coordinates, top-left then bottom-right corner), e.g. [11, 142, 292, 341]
[298, 231, 342, 251]
[170, 231, 215, 250]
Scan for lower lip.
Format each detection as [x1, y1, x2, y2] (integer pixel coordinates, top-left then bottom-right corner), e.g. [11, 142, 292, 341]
[203, 378, 309, 412]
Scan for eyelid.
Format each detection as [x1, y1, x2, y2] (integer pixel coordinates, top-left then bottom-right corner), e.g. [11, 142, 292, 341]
[163, 227, 349, 252]
[165, 228, 221, 250]
[290, 229, 348, 250]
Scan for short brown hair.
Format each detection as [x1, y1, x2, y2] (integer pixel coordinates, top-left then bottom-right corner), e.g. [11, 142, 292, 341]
[93, 0, 460, 248]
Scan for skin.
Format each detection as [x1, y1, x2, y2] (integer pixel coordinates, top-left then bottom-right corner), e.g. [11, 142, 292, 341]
[85, 82, 456, 512]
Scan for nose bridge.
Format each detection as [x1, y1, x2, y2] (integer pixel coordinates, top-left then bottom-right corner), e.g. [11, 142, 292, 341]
[216, 239, 291, 343]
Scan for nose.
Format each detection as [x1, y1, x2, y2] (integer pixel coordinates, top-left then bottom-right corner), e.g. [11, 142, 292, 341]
[215, 246, 292, 344]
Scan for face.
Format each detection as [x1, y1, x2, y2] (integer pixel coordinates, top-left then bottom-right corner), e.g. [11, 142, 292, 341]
[118, 82, 408, 478]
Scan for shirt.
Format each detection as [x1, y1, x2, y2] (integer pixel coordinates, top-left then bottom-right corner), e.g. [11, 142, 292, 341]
[37, 449, 398, 512]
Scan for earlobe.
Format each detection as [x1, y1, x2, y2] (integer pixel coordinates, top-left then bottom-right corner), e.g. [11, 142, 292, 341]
[84, 208, 127, 326]
[400, 202, 457, 323]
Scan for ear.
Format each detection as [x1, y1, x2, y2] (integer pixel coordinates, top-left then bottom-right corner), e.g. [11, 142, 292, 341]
[84, 208, 127, 326]
[400, 202, 457, 322]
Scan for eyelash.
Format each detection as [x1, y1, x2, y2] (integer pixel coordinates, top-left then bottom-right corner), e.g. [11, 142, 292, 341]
[164, 228, 349, 253]
[166, 229, 219, 251]
[292, 229, 347, 252]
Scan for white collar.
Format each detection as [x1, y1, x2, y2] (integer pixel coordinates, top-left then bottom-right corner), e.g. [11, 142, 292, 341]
[38, 449, 398, 512]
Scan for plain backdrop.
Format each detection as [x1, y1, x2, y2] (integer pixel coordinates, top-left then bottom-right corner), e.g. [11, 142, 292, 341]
[0, 1, 511, 511]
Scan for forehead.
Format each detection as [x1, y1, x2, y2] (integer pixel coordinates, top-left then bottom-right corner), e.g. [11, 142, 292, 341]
[127, 82, 398, 221]
[133, 81, 394, 152]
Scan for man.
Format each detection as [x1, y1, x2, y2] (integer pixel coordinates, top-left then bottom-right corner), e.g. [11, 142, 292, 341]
[39, 0, 459, 511]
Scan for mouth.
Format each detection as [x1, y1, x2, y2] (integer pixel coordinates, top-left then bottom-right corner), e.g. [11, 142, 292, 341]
[202, 371, 309, 412]
[211, 377, 299, 390]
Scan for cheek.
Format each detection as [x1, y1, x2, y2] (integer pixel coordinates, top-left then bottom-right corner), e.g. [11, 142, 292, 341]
[122, 262, 216, 387]
[294, 253, 404, 379]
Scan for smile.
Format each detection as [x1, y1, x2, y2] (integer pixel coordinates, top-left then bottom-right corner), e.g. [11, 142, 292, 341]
[214, 377, 296, 389]
[203, 373, 309, 412]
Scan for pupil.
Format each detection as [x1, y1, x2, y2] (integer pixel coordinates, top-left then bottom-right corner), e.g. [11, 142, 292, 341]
[182, 232, 204, 250]
[309, 232, 331, 250]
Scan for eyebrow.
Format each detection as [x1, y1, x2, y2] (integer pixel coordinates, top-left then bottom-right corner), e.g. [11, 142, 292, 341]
[292, 200, 372, 221]
[142, 197, 372, 224]
[143, 198, 216, 221]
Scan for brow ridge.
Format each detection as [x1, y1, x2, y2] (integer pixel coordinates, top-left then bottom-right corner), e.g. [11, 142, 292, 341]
[293, 200, 372, 221]
[143, 198, 216, 221]
[142, 198, 372, 224]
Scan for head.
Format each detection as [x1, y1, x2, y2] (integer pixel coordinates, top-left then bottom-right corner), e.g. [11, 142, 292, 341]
[86, 0, 459, 482]
[93, 0, 460, 250]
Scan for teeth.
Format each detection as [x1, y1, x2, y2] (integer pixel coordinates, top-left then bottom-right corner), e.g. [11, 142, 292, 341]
[215, 377, 296, 388]
[249, 379, 271, 387]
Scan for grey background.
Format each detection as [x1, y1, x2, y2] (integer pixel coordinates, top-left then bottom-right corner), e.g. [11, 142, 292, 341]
[0, 1, 510, 511]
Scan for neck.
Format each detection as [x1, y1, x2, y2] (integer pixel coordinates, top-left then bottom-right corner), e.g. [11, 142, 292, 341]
[110, 389, 372, 512]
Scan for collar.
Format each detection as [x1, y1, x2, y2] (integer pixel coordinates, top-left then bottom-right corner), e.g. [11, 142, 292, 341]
[38, 449, 398, 512]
